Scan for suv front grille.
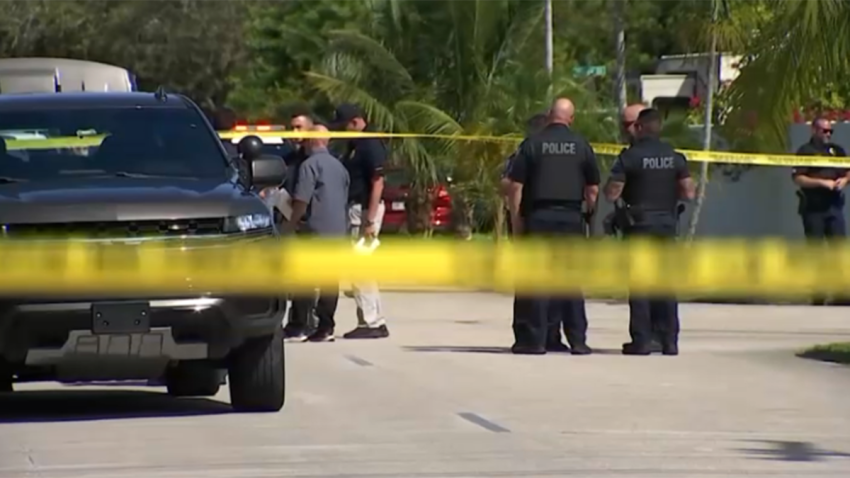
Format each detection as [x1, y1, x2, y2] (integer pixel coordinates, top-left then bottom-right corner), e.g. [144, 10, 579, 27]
[2, 218, 225, 239]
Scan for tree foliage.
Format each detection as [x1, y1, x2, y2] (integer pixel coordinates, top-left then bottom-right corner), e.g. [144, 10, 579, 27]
[0, 0, 250, 107]
[2, 0, 843, 234]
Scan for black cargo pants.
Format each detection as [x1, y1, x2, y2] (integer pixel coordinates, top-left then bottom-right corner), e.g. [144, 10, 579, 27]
[513, 206, 588, 349]
[624, 215, 679, 347]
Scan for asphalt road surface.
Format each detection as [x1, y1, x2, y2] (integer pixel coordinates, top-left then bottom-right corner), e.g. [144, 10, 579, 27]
[2, 292, 849, 478]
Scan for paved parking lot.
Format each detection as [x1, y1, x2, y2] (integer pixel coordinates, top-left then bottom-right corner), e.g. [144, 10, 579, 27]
[1, 292, 849, 478]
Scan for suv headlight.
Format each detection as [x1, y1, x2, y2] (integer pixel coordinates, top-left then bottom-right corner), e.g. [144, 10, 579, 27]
[224, 213, 272, 233]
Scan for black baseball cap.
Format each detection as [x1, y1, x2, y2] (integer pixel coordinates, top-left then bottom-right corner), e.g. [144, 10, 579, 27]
[331, 103, 366, 130]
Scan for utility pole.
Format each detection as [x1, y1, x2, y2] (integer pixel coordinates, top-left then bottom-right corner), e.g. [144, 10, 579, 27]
[544, 0, 553, 75]
[614, 0, 627, 116]
[686, 0, 719, 239]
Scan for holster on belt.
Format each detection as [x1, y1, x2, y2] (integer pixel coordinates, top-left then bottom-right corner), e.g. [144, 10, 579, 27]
[602, 212, 618, 236]
[796, 190, 806, 215]
[613, 199, 636, 229]
[582, 204, 596, 238]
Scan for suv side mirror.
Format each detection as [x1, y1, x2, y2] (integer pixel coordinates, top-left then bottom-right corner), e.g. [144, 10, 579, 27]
[251, 155, 287, 190]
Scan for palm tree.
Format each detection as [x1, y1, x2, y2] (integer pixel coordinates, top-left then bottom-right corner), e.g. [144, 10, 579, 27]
[667, 0, 773, 237]
[724, 0, 850, 150]
[304, 0, 604, 237]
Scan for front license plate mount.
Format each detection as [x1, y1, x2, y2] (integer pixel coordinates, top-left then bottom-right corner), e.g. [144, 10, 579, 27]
[91, 301, 151, 335]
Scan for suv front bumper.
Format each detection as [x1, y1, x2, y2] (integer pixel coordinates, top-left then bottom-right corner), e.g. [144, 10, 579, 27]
[0, 296, 285, 382]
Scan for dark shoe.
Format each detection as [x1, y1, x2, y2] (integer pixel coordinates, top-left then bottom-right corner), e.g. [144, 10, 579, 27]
[546, 341, 571, 353]
[283, 327, 308, 343]
[570, 343, 593, 355]
[662, 342, 679, 356]
[511, 343, 546, 355]
[343, 289, 355, 298]
[306, 329, 336, 342]
[342, 324, 389, 339]
[622, 342, 652, 355]
[649, 339, 663, 353]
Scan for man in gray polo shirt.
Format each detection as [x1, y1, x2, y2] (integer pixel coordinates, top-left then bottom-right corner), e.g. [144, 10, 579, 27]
[286, 124, 350, 342]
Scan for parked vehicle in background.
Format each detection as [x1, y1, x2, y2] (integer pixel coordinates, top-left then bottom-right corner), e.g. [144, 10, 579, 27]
[0, 58, 137, 94]
[225, 122, 294, 158]
[382, 167, 453, 234]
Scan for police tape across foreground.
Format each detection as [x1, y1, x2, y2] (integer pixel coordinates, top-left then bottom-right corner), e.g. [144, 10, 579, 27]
[0, 239, 848, 296]
[5, 131, 850, 169]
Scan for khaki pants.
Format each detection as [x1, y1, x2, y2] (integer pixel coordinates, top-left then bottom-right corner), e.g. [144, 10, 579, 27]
[348, 203, 386, 327]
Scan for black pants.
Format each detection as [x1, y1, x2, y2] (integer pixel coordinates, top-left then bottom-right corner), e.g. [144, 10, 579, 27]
[513, 207, 588, 349]
[624, 220, 679, 347]
[513, 296, 563, 345]
[801, 207, 847, 238]
[801, 207, 847, 305]
[290, 283, 340, 333]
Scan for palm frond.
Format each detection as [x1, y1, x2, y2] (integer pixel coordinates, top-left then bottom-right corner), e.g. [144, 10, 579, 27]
[726, 0, 850, 148]
[303, 71, 397, 131]
[324, 29, 414, 88]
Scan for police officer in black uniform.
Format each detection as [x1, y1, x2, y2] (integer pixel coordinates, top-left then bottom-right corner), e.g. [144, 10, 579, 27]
[604, 108, 694, 356]
[793, 116, 850, 306]
[618, 104, 663, 353]
[501, 113, 572, 352]
[506, 98, 599, 355]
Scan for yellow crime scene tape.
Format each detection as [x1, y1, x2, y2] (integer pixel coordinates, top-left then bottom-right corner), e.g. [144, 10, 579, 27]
[0, 239, 848, 297]
[218, 130, 850, 168]
[5, 131, 850, 168]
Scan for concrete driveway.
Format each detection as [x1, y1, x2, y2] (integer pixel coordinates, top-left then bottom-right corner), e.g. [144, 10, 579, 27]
[1, 292, 849, 477]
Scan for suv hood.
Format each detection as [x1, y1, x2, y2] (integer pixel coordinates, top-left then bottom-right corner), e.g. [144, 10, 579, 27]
[0, 177, 265, 224]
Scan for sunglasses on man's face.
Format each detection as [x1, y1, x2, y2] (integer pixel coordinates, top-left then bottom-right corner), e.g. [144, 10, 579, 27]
[820, 128, 834, 134]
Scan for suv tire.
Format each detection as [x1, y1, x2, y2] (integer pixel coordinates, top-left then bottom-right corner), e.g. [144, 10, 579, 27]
[228, 327, 285, 412]
[165, 362, 222, 397]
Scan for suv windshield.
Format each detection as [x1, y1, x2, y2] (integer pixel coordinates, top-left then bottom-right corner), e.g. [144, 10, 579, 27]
[0, 107, 229, 180]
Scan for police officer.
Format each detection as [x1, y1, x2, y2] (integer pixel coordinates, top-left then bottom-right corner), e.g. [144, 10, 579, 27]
[619, 103, 663, 353]
[501, 113, 571, 352]
[793, 116, 850, 306]
[604, 108, 695, 356]
[506, 98, 599, 355]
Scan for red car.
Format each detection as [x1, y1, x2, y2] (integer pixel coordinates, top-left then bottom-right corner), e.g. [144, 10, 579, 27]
[381, 168, 453, 234]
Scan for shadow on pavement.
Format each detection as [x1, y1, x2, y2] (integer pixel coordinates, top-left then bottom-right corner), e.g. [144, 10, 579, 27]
[0, 389, 232, 424]
[403, 345, 513, 355]
[736, 440, 850, 462]
[403, 345, 624, 355]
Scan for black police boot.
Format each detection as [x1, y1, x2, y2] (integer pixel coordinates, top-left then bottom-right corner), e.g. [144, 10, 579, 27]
[649, 338, 663, 353]
[511, 343, 546, 355]
[661, 342, 679, 356]
[545, 339, 571, 353]
[569, 343, 593, 355]
[622, 342, 652, 356]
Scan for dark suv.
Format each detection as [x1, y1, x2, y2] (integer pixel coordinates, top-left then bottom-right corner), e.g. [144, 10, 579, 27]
[0, 92, 288, 412]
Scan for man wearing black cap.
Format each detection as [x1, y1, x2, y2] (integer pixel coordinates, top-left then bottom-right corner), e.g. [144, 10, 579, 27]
[332, 103, 390, 339]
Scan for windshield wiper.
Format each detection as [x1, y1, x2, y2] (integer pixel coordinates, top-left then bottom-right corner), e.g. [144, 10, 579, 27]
[0, 176, 27, 184]
[108, 171, 198, 179]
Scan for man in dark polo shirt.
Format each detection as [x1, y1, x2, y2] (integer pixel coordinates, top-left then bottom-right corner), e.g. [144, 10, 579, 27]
[793, 116, 850, 305]
[332, 103, 390, 339]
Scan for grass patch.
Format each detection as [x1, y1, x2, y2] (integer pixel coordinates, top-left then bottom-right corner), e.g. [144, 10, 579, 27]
[798, 342, 850, 365]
